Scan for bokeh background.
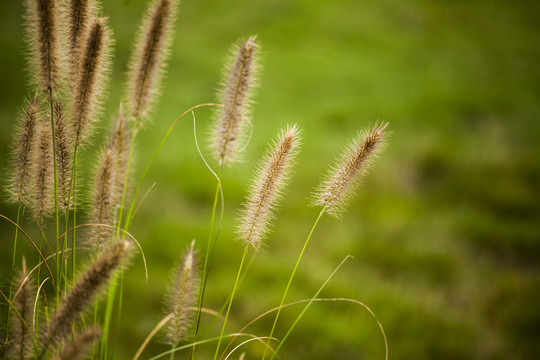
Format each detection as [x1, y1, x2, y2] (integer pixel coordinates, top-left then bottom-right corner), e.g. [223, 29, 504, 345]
[1, 0, 539, 359]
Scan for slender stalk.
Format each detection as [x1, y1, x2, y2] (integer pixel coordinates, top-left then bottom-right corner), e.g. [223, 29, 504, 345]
[191, 171, 221, 359]
[214, 246, 248, 360]
[269, 256, 352, 359]
[261, 207, 326, 360]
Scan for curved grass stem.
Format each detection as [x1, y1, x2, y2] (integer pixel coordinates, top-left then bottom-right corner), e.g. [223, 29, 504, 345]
[261, 207, 326, 360]
[214, 246, 248, 360]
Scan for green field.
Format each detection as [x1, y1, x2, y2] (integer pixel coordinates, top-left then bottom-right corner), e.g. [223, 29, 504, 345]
[0, 0, 539, 358]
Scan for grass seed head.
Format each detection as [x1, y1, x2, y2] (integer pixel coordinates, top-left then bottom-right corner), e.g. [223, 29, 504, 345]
[211, 36, 260, 165]
[126, 0, 179, 124]
[312, 122, 389, 217]
[237, 124, 301, 250]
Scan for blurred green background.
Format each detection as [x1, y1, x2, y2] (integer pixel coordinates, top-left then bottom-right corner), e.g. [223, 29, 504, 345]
[1, 0, 539, 359]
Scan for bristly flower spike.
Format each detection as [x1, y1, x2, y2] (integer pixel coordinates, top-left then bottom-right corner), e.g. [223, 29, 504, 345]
[31, 118, 54, 222]
[72, 17, 112, 145]
[166, 240, 199, 345]
[110, 105, 130, 203]
[41, 239, 131, 349]
[126, 0, 179, 124]
[24, 0, 61, 95]
[237, 124, 301, 250]
[67, 0, 97, 86]
[8, 95, 39, 204]
[9, 258, 34, 360]
[53, 327, 100, 360]
[53, 102, 73, 210]
[89, 146, 117, 250]
[212, 36, 260, 166]
[313, 122, 389, 217]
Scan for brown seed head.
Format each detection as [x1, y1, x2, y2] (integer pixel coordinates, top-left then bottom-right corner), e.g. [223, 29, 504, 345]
[237, 124, 301, 250]
[126, 0, 179, 123]
[8, 95, 39, 204]
[24, 0, 61, 94]
[42, 239, 131, 349]
[73, 17, 112, 145]
[89, 146, 117, 250]
[31, 118, 54, 222]
[312, 122, 388, 217]
[53, 102, 74, 210]
[9, 259, 34, 360]
[166, 241, 199, 345]
[53, 327, 100, 360]
[212, 36, 260, 165]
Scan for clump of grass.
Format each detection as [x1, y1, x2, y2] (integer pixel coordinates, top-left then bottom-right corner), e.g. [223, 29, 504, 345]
[1, 1, 390, 359]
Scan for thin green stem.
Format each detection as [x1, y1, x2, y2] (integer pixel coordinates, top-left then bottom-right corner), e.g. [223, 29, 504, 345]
[191, 174, 221, 359]
[71, 157, 78, 284]
[214, 246, 248, 360]
[261, 207, 326, 360]
[270, 256, 352, 359]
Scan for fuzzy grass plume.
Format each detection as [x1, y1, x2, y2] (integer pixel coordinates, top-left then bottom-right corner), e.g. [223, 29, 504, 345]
[31, 118, 54, 221]
[53, 102, 73, 210]
[126, 0, 179, 123]
[212, 36, 259, 165]
[67, 0, 98, 86]
[8, 259, 34, 360]
[89, 146, 117, 250]
[53, 327, 100, 360]
[72, 17, 112, 145]
[8, 95, 39, 204]
[237, 124, 301, 250]
[41, 239, 131, 349]
[313, 122, 388, 217]
[110, 105, 129, 202]
[24, 0, 61, 95]
[166, 241, 199, 345]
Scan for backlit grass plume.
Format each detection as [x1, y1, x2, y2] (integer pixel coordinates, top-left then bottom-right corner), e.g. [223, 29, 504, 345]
[41, 239, 131, 349]
[110, 105, 129, 202]
[212, 36, 259, 165]
[8, 95, 39, 204]
[126, 0, 179, 123]
[312, 122, 388, 217]
[31, 119, 54, 222]
[237, 124, 301, 250]
[72, 17, 112, 145]
[53, 327, 100, 360]
[166, 241, 199, 346]
[67, 0, 97, 86]
[8, 259, 34, 360]
[89, 146, 117, 250]
[24, 0, 61, 95]
[53, 102, 73, 210]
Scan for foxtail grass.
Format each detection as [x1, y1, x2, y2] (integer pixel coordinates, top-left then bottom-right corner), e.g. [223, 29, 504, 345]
[41, 239, 131, 351]
[126, 0, 178, 124]
[211, 36, 259, 166]
[166, 241, 199, 358]
[214, 125, 301, 359]
[262, 123, 389, 359]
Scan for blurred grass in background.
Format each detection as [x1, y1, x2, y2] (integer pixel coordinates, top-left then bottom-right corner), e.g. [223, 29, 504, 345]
[1, 0, 539, 358]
